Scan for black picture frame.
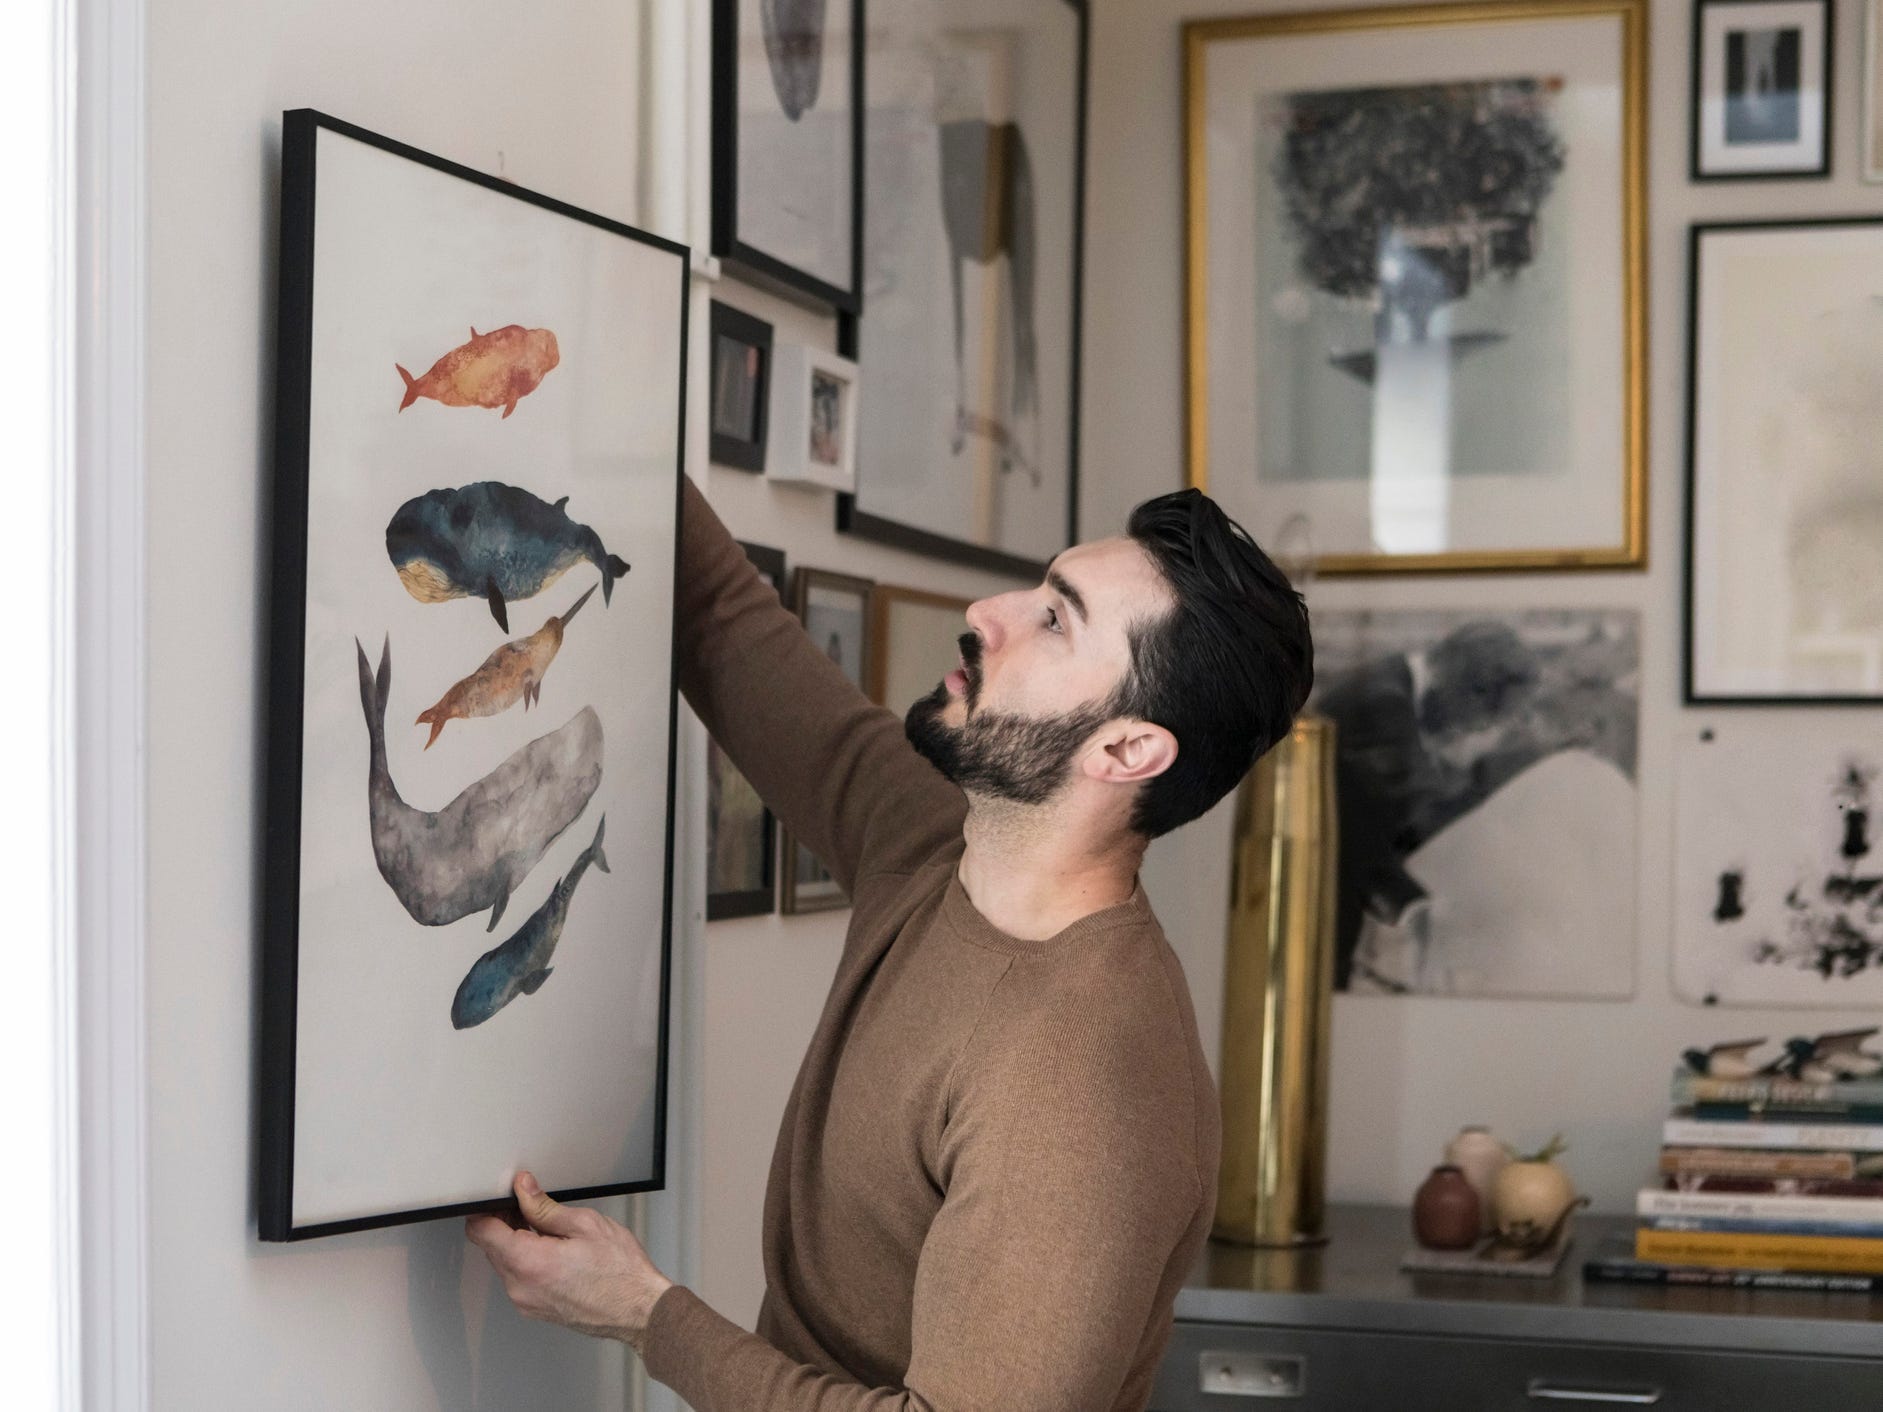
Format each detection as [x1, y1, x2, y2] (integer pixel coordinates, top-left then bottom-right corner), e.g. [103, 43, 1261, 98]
[1691, 0, 1833, 182]
[706, 541, 786, 919]
[836, 0, 1089, 579]
[261, 109, 686, 1241]
[712, 0, 865, 312]
[1681, 215, 1883, 706]
[708, 301, 774, 472]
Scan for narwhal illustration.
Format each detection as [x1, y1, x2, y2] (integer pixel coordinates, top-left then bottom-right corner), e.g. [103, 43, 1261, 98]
[415, 585, 596, 749]
[356, 635, 602, 931]
[450, 816, 610, 1030]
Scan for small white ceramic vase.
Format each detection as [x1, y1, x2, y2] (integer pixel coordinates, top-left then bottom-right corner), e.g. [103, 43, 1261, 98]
[1444, 1126, 1510, 1234]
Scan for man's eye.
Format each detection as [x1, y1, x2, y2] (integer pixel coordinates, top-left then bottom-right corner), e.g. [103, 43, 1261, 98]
[1046, 608, 1063, 633]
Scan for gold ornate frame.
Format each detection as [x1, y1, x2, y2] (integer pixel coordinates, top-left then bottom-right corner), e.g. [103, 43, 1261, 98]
[1182, 0, 1648, 575]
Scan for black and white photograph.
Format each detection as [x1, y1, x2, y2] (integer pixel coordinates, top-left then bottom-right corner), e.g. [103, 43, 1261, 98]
[1312, 608, 1639, 999]
[780, 567, 872, 914]
[1692, 0, 1831, 179]
[1686, 218, 1883, 703]
[706, 542, 786, 920]
[712, 0, 862, 309]
[840, 0, 1087, 575]
[1676, 720, 1883, 1006]
[709, 300, 773, 472]
[1186, 2, 1646, 573]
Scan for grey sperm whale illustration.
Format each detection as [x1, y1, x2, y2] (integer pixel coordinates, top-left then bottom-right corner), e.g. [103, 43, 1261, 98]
[450, 816, 610, 1030]
[385, 481, 630, 633]
[356, 635, 602, 931]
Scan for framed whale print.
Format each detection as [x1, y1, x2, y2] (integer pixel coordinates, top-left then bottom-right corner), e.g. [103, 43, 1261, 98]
[837, 0, 1089, 577]
[260, 110, 685, 1239]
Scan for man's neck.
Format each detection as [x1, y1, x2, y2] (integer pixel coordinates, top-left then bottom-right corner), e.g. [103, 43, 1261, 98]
[955, 801, 1144, 943]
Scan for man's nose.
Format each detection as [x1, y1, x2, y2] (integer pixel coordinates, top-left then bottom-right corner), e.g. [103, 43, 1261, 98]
[965, 597, 1002, 654]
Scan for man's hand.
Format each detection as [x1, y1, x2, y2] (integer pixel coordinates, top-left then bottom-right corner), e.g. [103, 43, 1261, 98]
[465, 1170, 673, 1354]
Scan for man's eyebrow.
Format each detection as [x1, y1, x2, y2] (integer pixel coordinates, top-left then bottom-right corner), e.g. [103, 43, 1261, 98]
[1047, 569, 1089, 625]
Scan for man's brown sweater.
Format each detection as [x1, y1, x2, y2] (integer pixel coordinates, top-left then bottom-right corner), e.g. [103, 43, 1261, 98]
[642, 480, 1221, 1410]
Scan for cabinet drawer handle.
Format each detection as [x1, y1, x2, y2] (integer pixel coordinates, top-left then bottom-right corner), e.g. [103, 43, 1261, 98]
[1527, 1379, 1663, 1405]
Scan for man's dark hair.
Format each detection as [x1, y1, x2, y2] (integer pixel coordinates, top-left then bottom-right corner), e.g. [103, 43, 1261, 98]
[1113, 488, 1313, 839]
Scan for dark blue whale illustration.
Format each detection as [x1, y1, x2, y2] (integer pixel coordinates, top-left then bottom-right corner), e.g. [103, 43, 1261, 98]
[357, 635, 603, 931]
[385, 481, 630, 632]
[450, 816, 610, 1029]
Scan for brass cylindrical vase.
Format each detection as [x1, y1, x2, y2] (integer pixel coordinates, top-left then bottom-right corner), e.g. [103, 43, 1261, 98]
[1213, 715, 1338, 1247]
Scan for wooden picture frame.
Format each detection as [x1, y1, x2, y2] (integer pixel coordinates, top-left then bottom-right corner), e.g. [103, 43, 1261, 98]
[868, 585, 973, 710]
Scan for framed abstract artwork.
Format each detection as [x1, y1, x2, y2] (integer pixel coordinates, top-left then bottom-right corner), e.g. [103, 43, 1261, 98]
[1685, 219, 1883, 704]
[868, 585, 973, 713]
[1311, 607, 1640, 1000]
[261, 111, 685, 1239]
[838, 0, 1089, 577]
[1692, 0, 1832, 180]
[708, 300, 773, 473]
[766, 342, 859, 492]
[712, 0, 863, 310]
[1184, 1, 1648, 575]
[706, 542, 786, 921]
[780, 566, 873, 914]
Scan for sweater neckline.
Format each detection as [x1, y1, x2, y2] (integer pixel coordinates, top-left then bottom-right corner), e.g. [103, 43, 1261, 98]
[939, 869, 1153, 955]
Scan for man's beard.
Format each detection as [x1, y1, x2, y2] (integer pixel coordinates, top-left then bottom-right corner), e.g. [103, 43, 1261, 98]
[904, 634, 1112, 806]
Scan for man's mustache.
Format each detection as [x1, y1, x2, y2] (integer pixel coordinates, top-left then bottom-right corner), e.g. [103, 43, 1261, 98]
[957, 631, 984, 704]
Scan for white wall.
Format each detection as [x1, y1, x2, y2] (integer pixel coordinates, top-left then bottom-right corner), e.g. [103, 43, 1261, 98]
[145, 1, 652, 1407]
[1086, 0, 1883, 1216]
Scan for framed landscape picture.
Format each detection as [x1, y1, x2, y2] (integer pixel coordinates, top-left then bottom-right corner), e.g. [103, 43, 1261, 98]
[780, 566, 872, 914]
[839, 0, 1088, 577]
[706, 542, 785, 920]
[1685, 218, 1883, 703]
[261, 111, 685, 1239]
[1184, 0, 1648, 574]
[712, 0, 862, 310]
[1692, 0, 1832, 181]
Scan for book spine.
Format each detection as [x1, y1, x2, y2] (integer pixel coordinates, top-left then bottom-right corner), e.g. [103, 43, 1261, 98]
[1642, 1215, 1883, 1239]
[1582, 1258, 1883, 1293]
[1659, 1147, 1858, 1179]
[1665, 1175, 1883, 1197]
[1672, 1071, 1883, 1107]
[1635, 1227, 1883, 1273]
[1690, 1101, 1883, 1123]
[1638, 1188, 1883, 1223]
[1661, 1119, 1883, 1152]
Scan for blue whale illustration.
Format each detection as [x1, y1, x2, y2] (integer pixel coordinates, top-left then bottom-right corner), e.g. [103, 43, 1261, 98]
[385, 481, 630, 632]
[451, 816, 610, 1029]
[357, 635, 602, 931]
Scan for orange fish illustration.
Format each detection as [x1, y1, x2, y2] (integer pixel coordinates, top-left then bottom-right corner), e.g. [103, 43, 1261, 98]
[396, 325, 560, 418]
[415, 585, 595, 749]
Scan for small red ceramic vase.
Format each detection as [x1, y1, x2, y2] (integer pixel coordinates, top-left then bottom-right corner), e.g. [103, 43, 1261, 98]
[1412, 1164, 1481, 1250]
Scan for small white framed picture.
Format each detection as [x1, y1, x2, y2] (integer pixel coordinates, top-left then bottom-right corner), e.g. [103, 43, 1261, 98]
[766, 343, 859, 492]
[1692, 0, 1832, 180]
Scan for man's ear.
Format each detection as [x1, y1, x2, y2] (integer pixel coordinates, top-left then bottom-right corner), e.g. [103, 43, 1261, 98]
[1083, 721, 1177, 786]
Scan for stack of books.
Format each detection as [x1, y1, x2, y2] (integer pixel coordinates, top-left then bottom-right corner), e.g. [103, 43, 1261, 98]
[1584, 1050, 1883, 1293]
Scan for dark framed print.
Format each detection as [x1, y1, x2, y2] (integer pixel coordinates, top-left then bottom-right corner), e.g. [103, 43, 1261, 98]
[1184, 1, 1648, 575]
[1692, 0, 1832, 181]
[780, 566, 873, 914]
[706, 542, 786, 920]
[837, 0, 1089, 578]
[1685, 218, 1883, 704]
[712, 0, 863, 310]
[709, 300, 773, 472]
[261, 110, 685, 1239]
[868, 584, 972, 713]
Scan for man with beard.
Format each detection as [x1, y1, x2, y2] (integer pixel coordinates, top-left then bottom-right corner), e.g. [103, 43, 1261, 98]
[467, 477, 1313, 1410]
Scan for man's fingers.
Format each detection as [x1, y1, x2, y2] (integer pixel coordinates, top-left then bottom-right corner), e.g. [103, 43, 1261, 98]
[466, 1211, 528, 1260]
[514, 1170, 583, 1237]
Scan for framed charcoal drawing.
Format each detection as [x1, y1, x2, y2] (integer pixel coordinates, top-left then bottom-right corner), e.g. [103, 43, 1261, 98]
[1685, 218, 1883, 704]
[712, 0, 863, 310]
[868, 585, 973, 712]
[1691, 0, 1832, 181]
[1184, 1, 1648, 575]
[1312, 607, 1640, 1000]
[262, 110, 685, 1240]
[837, 0, 1089, 578]
[780, 566, 873, 914]
[708, 300, 773, 472]
[1675, 720, 1883, 1006]
[706, 542, 786, 920]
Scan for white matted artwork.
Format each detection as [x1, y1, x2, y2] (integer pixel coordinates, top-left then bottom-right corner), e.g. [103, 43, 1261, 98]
[1693, 0, 1831, 180]
[1686, 219, 1883, 703]
[1311, 608, 1639, 999]
[262, 113, 683, 1238]
[767, 342, 858, 492]
[1675, 718, 1883, 1006]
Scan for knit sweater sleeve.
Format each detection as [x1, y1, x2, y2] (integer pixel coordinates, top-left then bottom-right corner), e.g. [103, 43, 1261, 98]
[640, 963, 1204, 1411]
[677, 477, 965, 889]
